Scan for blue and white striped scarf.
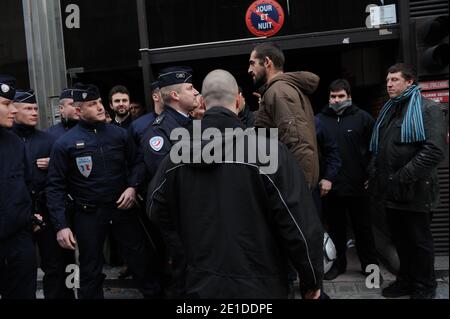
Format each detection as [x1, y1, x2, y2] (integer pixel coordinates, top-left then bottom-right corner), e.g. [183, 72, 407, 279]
[370, 85, 425, 154]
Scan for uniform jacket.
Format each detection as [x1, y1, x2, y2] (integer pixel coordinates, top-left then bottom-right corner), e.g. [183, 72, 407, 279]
[47, 120, 144, 231]
[12, 124, 54, 216]
[0, 128, 32, 240]
[318, 104, 374, 196]
[147, 107, 324, 298]
[46, 118, 77, 141]
[254, 71, 320, 189]
[141, 106, 192, 178]
[369, 98, 447, 212]
[128, 112, 157, 147]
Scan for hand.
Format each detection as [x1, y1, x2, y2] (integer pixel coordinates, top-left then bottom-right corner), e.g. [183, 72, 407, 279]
[304, 289, 321, 299]
[319, 179, 332, 197]
[364, 180, 369, 190]
[117, 187, 136, 210]
[56, 228, 76, 250]
[36, 157, 50, 171]
[252, 92, 262, 105]
[32, 214, 43, 233]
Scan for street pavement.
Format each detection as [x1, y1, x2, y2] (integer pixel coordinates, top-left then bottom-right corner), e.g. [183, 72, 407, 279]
[36, 247, 448, 299]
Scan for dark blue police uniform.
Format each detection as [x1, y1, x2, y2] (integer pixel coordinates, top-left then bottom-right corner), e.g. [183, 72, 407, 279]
[141, 68, 194, 177]
[46, 83, 161, 299]
[0, 76, 36, 299]
[12, 89, 75, 299]
[46, 88, 79, 141]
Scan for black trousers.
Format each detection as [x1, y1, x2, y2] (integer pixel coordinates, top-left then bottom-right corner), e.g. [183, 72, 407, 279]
[0, 230, 36, 299]
[73, 205, 161, 299]
[35, 223, 76, 299]
[386, 208, 437, 292]
[324, 194, 379, 271]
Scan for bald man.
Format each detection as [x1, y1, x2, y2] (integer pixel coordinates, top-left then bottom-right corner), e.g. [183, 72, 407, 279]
[147, 69, 324, 299]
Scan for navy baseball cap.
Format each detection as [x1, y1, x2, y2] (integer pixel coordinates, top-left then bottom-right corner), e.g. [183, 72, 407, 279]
[158, 66, 193, 88]
[0, 74, 16, 100]
[14, 89, 37, 104]
[72, 83, 100, 102]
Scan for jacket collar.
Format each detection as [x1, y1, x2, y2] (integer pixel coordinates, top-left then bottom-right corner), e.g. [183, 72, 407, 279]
[78, 119, 106, 131]
[12, 123, 35, 138]
[201, 107, 244, 132]
[164, 105, 192, 126]
[321, 103, 358, 117]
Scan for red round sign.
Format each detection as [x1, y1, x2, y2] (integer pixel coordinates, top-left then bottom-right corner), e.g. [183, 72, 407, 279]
[246, 0, 285, 37]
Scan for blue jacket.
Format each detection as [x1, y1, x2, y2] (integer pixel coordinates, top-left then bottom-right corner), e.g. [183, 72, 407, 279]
[46, 118, 78, 141]
[141, 106, 192, 178]
[128, 112, 156, 147]
[12, 124, 54, 194]
[314, 117, 341, 183]
[0, 127, 32, 240]
[47, 120, 144, 231]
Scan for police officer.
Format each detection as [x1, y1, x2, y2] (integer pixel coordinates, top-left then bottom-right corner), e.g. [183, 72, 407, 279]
[12, 89, 75, 299]
[129, 81, 164, 147]
[46, 83, 161, 299]
[141, 67, 199, 177]
[0, 75, 36, 299]
[46, 88, 79, 140]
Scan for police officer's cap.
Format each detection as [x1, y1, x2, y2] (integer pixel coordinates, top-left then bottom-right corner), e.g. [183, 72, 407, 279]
[14, 89, 37, 104]
[151, 81, 160, 92]
[72, 83, 101, 102]
[59, 88, 77, 100]
[0, 74, 16, 100]
[158, 66, 193, 89]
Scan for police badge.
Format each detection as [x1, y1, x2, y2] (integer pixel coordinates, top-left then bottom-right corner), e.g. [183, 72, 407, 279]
[76, 156, 93, 178]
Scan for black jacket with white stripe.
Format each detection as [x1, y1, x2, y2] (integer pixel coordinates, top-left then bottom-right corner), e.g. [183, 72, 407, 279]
[147, 106, 324, 298]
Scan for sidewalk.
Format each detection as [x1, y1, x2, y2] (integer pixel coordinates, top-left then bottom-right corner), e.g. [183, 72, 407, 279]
[36, 247, 449, 299]
[318, 247, 449, 299]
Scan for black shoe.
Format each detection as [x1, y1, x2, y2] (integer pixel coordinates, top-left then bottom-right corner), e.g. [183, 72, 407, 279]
[324, 264, 345, 281]
[411, 289, 436, 299]
[382, 281, 412, 298]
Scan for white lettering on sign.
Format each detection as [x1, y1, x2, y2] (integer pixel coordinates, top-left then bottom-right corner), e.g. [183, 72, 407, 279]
[420, 80, 449, 91]
[256, 5, 273, 13]
[258, 22, 273, 30]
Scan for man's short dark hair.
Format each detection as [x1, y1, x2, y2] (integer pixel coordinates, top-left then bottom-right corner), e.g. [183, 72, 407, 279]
[109, 85, 130, 103]
[329, 79, 352, 96]
[387, 63, 417, 84]
[252, 42, 285, 71]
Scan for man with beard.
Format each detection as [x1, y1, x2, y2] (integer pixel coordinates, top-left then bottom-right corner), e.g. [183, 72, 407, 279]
[109, 85, 133, 129]
[248, 42, 320, 190]
[47, 88, 79, 140]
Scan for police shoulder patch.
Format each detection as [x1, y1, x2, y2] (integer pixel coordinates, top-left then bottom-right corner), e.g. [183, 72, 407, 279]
[149, 136, 164, 152]
[152, 114, 165, 126]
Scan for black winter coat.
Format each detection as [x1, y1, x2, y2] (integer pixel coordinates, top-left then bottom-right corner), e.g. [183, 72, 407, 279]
[147, 107, 324, 298]
[369, 98, 447, 212]
[317, 104, 374, 196]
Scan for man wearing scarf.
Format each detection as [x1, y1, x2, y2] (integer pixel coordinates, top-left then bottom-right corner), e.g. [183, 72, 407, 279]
[317, 79, 379, 281]
[369, 63, 447, 299]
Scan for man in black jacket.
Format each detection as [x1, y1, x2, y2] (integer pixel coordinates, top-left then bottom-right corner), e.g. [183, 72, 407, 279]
[0, 75, 36, 299]
[148, 69, 324, 299]
[318, 79, 379, 281]
[369, 63, 447, 299]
